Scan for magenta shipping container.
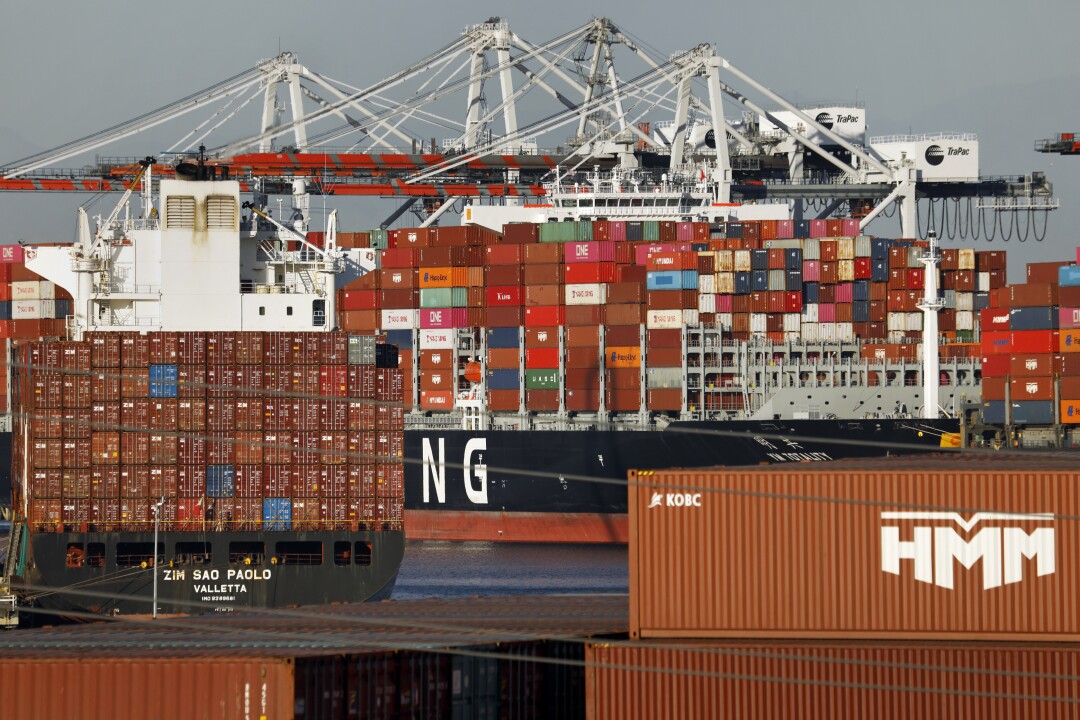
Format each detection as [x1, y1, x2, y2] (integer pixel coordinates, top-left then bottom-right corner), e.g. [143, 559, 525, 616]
[564, 241, 616, 264]
[418, 307, 467, 329]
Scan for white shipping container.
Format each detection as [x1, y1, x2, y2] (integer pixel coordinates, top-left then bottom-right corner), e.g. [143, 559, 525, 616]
[419, 329, 455, 349]
[646, 309, 682, 329]
[836, 322, 854, 341]
[837, 260, 854, 282]
[978, 272, 990, 293]
[716, 273, 735, 295]
[819, 323, 837, 341]
[715, 313, 733, 329]
[11, 281, 41, 300]
[698, 293, 716, 314]
[767, 269, 785, 291]
[958, 248, 976, 270]
[801, 322, 821, 342]
[905, 313, 923, 332]
[762, 239, 803, 249]
[681, 309, 699, 326]
[565, 283, 606, 305]
[380, 308, 418, 329]
[749, 313, 767, 334]
[645, 367, 683, 389]
[803, 239, 820, 261]
[734, 250, 752, 272]
[716, 250, 734, 273]
[700, 274, 717, 294]
[12, 300, 54, 319]
[942, 290, 957, 309]
[887, 313, 907, 332]
[802, 304, 819, 323]
[854, 235, 872, 258]
[783, 331, 801, 343]
[907, 247, 922, 267]
[956, 310, 974, 331]
[783, 313, 801, 333]
[956, 292, 974, 311]
[887, 330, 907, 343]
[837, 237, 854, 260]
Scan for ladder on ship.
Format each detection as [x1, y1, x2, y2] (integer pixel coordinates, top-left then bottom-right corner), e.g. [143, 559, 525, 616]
[0, 521, 22, 628]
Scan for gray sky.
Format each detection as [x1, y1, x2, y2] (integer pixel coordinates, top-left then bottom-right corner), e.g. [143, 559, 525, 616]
[2, 0, 1078, 281]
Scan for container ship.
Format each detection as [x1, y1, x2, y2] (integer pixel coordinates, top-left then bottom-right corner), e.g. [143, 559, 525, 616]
[0, 159, 406, 622]
[2, 160, 1079, 556]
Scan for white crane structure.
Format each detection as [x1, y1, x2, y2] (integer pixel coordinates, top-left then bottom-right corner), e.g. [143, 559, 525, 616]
[0, 17, 1056, 239]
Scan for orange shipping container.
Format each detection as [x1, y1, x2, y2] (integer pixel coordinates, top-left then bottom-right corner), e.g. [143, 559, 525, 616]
[585, 641, 1080, 720]
[630, 456, 1080, 640]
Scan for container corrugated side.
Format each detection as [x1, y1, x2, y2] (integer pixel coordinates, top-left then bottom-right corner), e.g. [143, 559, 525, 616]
[629, 462, 1080, 640]
[0, 659, 294, 720]
[586, 640, 1080, 720]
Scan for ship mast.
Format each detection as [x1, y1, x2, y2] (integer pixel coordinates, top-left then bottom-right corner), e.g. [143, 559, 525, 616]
[918, 230, 943, 419]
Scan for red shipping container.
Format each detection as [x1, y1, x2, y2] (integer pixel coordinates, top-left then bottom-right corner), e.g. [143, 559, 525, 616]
[380, 247, 419, 268]
[525, 348, 559, 369]
[524, 306, 564, 327]
[524, 327, 559, 348]
[420, 390, 455, 410]
[1010, 376, 1055, 401]
[486, 285, 523, 306]
[90, 466, 119, 498]
[980, 354, 1009, 377]
[1011, 330, 1060, 354]
[523, 263, 564, 285]
[564, 262, 615, 284]
[525, 389, 559, 412]
[564, 305, 604, 326]
[484, 264, 523, 285]
[484, 244, 522, 265]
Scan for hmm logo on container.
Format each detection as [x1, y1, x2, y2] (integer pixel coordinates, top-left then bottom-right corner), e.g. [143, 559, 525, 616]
[648, 492, 702, 508]
[881, 512, 1055, 590]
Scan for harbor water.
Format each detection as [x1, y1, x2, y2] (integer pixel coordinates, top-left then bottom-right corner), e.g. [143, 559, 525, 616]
[393, 541, 629, 600]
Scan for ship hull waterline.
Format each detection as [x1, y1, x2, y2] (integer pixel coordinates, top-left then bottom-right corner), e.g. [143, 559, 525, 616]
[403, 419, 962, 543]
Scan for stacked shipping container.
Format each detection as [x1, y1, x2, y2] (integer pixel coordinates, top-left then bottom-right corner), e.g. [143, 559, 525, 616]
[586, 455, 1080, 718]
[335, 220, 1005, 415]
[980, 254, 1080, 425]
[14, 331, 405, 533]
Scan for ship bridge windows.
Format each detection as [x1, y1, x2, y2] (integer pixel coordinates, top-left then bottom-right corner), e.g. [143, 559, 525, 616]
[116, 542, 164, 568]
[206, 196, 237, 229]
[228, 541, 265, 566]
[274, 541, 323, 566]
[175, 541, 212, 566]
[165, 196, 196, 229]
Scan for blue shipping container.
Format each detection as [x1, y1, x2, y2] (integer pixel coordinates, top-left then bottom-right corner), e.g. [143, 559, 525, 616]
[853, 280, 870, 302]
[486, 327, 519, 349]
[871, 238, 890, 260]
[785, 271, 802, 291]
[751, 249, 768, 271]
[974, 292, 990, 311]
[794, 220, 810, 238]
[149, 364, 179, 398]
[263, 498, 292, 531]
[646, 271, 698, 291]
[1010, 306, 1058, 331]
[486, 369, 519, 391]
[54, 298, 71, 318]
[726, 222, 743, 240]
[982, 401, 1006, 425]
[691, 243, 709, 253]
[751, 271, 769, 292]
[853, 301, 870, 323]
[785, 248, 802, 271]
[734, 272, 751, 295]
[1011, 400, 1056, 425]
[872, 259, 889, 283]
[1059, 265, 1080, 287]
[207, 465, 236, 498]
[384, 329, 413, 350]
[803, 282, 820, 304]
[0, 302, 9, 321]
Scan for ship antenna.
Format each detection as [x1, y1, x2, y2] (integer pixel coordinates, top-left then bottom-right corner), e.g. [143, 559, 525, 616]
[917, 229, 943, 419]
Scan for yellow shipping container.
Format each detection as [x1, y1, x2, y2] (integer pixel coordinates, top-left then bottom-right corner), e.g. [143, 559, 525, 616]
[605, 346, 641, 368]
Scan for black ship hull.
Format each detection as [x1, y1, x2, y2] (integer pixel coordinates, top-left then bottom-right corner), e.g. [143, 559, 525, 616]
[20, 528, 404, 617]
[403, 419, 961, 542]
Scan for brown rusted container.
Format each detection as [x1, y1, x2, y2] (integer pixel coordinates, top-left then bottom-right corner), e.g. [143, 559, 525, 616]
[629, 456, 1080, 640]
[566, 326, 600, 347]
[604, 303, 644, 325]
[523, 262, 564, 285]
[586, 641, 1080, 720]
[0, 659, 294, 720]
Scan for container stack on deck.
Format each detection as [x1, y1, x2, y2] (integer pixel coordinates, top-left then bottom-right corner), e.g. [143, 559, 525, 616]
[12, 331, 405, 534]
[980, 252, 1080, 428]
[335, 220, 1005, 415]
[586, 456, 1080, 717]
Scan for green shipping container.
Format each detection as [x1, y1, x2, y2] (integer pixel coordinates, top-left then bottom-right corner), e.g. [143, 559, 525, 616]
[576, 221, 593, 242]
[451, 287, 468, 308]
[643, 221, 661, 242]
[955, 330, 977, 343]
[420, 288, 453, 308]
[525, 369, 560, 390]
[369, 229, 389, 250]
